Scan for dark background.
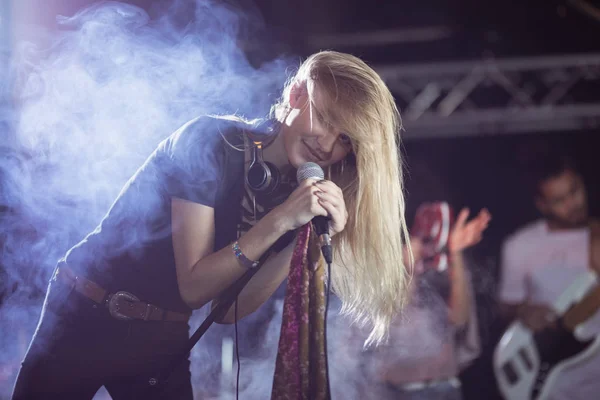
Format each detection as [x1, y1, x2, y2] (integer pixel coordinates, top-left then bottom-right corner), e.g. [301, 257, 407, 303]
[2, 0, 600, 398]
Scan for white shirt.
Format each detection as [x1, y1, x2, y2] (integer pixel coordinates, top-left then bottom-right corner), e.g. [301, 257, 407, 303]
[498, 219, 600, 400]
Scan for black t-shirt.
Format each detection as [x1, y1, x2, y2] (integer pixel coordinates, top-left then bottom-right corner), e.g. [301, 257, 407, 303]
[61, 116, 248, 313]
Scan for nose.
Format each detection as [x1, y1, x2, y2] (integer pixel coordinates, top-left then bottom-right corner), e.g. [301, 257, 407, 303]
[317, 132, 338, 154]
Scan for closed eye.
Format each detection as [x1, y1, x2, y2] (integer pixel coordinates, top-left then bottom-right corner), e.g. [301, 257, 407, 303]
[315, 110, 333, 130]
[338, 133, 353, 149]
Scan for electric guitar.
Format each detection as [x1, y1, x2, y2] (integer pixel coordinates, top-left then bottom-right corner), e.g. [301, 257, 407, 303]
[494, 270, 600, 400]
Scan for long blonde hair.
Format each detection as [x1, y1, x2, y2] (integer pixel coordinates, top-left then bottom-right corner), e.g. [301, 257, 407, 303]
[272, 51, 413, 346]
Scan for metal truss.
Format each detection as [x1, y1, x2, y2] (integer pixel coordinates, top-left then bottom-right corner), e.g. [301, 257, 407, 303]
[375, 53, 600, 139]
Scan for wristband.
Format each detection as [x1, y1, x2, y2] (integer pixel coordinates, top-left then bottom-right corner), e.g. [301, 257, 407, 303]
[231, 241, 260, 269]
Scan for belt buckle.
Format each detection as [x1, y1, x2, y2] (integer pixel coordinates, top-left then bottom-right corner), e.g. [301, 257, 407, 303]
[402, 382, 426, 391]
[108, 291, 139, 321]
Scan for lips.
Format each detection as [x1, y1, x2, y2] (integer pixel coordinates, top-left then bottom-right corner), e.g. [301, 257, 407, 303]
[302, 140, 325, 162]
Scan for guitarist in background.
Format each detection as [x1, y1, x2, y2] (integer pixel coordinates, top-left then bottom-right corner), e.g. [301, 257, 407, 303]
[498, 148, 600, 400]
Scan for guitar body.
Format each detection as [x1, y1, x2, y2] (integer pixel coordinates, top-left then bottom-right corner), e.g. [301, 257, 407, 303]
[494, 271, 600, 400]
[532, 326, 599, 399]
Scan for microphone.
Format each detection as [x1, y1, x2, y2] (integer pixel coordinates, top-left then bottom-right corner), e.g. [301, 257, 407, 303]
[296, 162, 333, 264]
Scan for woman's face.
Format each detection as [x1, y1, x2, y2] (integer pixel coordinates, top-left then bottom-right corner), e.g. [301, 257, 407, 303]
[281, 83, 353, 169]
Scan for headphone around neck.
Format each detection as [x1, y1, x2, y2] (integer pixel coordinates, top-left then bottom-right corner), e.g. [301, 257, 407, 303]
[244, 119, 282, 196]
[245, 140, 281, 195]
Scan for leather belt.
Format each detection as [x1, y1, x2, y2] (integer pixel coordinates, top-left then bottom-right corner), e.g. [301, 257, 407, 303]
[53, 266, 191, 323]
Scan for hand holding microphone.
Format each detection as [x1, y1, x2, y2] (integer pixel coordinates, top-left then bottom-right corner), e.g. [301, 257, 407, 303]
[273, 162, 348, 264]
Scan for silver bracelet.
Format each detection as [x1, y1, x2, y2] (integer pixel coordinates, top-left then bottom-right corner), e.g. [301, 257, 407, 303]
[231, 241, 259, 269]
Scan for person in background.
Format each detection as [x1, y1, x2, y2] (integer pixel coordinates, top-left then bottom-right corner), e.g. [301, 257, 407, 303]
[363, 201, 491, 400]
[497, 149, 600, 400]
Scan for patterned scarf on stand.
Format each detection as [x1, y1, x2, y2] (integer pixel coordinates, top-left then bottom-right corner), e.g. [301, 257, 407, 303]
[271, 223, 331, 400]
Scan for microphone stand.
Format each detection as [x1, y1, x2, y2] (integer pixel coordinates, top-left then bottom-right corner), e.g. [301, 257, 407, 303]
[143, 228, 306, 396]
[144, 266, 259, 395]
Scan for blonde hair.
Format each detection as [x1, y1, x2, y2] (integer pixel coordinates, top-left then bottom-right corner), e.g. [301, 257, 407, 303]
[273, 51, 413, 346]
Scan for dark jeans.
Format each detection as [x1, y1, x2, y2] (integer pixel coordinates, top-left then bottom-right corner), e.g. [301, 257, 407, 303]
[11, 276, 193, 400]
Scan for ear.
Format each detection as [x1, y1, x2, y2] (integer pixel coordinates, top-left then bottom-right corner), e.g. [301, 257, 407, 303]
[289, 81, 309, 109]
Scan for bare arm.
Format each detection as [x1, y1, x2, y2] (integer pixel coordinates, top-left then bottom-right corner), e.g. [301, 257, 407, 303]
[172, 197, 291, 312]
[447, 251, 470, 327]
[216, 238, 296, 323]
[446, 208, 491, 327]
[171, 177, 348, 320]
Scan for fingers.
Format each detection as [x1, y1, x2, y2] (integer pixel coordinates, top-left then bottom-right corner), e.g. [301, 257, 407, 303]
[480, 208, 492, 219]
[477, 208, 492, 227]
[462, 208, 492, 235]
[314, 180, 343, 196]
[316, 190, 346, 227]
[529, 315, 556, 332]
[297, 179, 328, 217]
[473, 211, 491, 237]
[299, 178, 320, 189]
[469, 221, 488, 237]
[314, 180, 346, 214]
[314, 189, 343, 211]
[317, 194, 344, 222]
[520, 304, 557, 332]
[450, 207, 492, 252]
[455, 207, 470, 228]
[310, 191, 329, 218]
[314, 180, 347, 234]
